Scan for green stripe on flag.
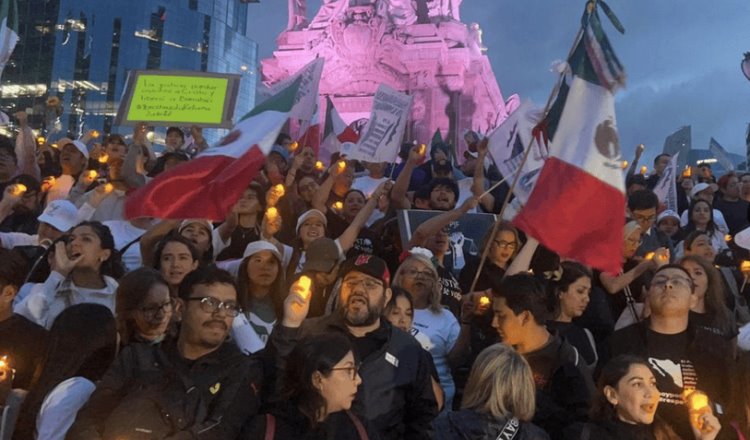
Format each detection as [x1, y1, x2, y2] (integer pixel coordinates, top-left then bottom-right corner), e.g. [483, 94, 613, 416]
[323, 95, 335, 138]
[0, 0, 17, 32]
[241, 76, 302, 121]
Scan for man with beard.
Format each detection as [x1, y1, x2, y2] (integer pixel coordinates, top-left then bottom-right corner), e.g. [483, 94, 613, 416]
[269, 254, 438, 440]
[67, 266, 263, 438]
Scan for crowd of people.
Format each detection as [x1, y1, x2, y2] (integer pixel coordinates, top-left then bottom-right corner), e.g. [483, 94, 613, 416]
[0, 113, 748, 440]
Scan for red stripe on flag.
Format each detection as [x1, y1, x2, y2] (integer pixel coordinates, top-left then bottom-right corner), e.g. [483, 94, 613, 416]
[125, 147, 266, 221]
[512, 157, 625, 273]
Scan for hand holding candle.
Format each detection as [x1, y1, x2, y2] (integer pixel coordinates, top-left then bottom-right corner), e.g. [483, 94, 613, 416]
[332, 201, 343, 212]
[10, 184, 26, 197]
[267, 184, 285, 207]
[336, 160, 347, 174]
[315, 160, 325, 171]
[289, 141, 299, 152]
[297, 275, 312, 301]
[98, 153, 109, 164]
[640, 166, 647, 175]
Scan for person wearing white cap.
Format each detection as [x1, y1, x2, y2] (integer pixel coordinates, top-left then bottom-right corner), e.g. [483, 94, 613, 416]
[46, 139, 90, 205]
[230, 240, 285, 354]
[678, 182, 729, 234]
[0, 199, 78, 249]
[655, 209, 681, 240]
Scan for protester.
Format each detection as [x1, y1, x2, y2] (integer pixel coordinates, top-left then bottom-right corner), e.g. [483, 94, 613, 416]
[546, 261, 598, 370]
[566, 354, 721, 440]
[458, 220, 521, 293]
[628, 190, 673, 257]
[244, 333, 379, 439]
[268, 254, 439, 440]
[67, 266, 263, 439]
[0, 199, 77, 250]
[114, 267, 174, 346]
[14, 221, 122, 329]
[656, 209, 681, 242]
[153, 234, 200, 296]
[216, 183, 264, 261]
[727, 351, 750, 439]
[45, 139, 88, 205]
[232, 240, 286, 353]
[678, 200, 729, 257]
[13, 304, 117, 440]
[679, 183, 729, 234]
[714, 172, 750, 235]
[491, 273, 595, 438]
[433, 343, 549, 440]
[606, 264, 732, 439]
[393, 253, 470, 410]
[679, 255, 736, 340]
[0, 248, 46, 390]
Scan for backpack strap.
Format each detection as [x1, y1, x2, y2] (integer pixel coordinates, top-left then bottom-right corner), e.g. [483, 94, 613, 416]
[264, 413, 276, 440]
[494, 417, 520, 440]
[345, 410, 369, 440]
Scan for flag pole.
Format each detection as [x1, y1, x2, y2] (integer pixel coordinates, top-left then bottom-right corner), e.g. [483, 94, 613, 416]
[467, 16, 589, 294]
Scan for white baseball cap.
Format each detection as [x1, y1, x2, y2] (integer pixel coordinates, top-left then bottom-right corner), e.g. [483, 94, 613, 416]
[64, 140, 89, 160]
[38, 200, 78, 232]
[243, 240, 282, 261]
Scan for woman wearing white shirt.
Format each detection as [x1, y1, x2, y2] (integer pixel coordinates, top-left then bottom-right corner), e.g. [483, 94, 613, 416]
[12, 303, 117, 440]
[392, 253, 471, 410]
[14, 221, 122, 329]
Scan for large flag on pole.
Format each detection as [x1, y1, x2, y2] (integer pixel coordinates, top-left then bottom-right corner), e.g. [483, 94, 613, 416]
[513, 1, 627, 273]
[347, 84, 412, 163]
[0, 0, 18, 80]
[125, 77, 303, 221]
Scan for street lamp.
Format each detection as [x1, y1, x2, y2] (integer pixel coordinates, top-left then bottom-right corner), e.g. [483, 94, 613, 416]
[742, 52, 750, 82]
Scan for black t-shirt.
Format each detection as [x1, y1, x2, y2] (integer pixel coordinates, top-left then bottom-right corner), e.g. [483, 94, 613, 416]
[688, 310, 737, 340]
[215, 225, 260, 261]
[325, 210, 378, 258]
[594, 259, 648, 321]
[436, 265, 461, 318]
[546, 321, 597, 367]
[713, 198, 750, 235]
[0, 314, 48, 389]
[349, 322, 389, 362]
[644, 328, 695, 440]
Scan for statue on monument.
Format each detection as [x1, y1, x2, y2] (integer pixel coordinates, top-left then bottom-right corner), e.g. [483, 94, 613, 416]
[303, 0, 461, 29]
[287, 0, 307, 31]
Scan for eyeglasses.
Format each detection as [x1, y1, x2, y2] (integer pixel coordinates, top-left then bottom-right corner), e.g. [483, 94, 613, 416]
[331, 364, 361, 380]
[650, 276, 693, 290]
[493, 240, 517, 250]
[343, 278, 383, 291]
[185, 296, 241, 317]
[139, 299, 175, 319]
[403, 268, 435, 280]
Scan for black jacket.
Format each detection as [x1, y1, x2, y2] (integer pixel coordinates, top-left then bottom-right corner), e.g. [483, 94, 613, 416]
[564, 420, 658, 440]
[243, 403, 380, 439]
[433, 410, 550, 440]
[67, 340, 263, 439]
[266, 314, 438, 440]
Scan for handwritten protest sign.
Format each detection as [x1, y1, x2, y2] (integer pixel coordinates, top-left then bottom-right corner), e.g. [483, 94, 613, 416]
[115, 70, 241, 128]
[347, 84, 412, 163]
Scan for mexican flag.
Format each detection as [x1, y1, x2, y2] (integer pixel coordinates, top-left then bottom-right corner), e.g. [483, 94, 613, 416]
[319, 96, 359, 164]
[0, 0, 18, 79]
[513, 2, 626, 273]
[125, 77, 303, 221]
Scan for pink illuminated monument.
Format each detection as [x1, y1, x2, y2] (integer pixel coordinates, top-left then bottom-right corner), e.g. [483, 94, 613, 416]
[262, 0, 520, 153]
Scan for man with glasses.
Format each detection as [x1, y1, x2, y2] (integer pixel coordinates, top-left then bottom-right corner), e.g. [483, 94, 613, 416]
[269, 254, 438, 440]
[606, 264, 732, 439]
[627, 189, 673, 259]
[68, 266, 263, 439]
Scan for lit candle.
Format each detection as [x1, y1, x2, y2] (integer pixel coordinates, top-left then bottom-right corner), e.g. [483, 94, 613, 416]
[725, 235, 732, 242]
[103, 183, 114, 193]
[418, 144, 426, 156]
[36, 136, 45, 145]
[479, 296, 490, 307]
[290, 141, 299, 151]
[621, 160, 628, 170]
[337, 161, 346, 172]
[0, 355, 9, 381]
[640, 166, 647, 175]
[741, 261, 750, 272]
[332, 201, 343, 211]
[98, 153, 109, 164]
[10, 184, 26, 196]
[273, 184, 285, 198]
[687, 391, 709, 411]
[50, 143, 58, 149]
[683, 166, 692, 178]
[91, 130, 100, 138]
[87, 170, 98, 180]
[315, 161, 324, 171]
[644, 252, 655, 261]
[298, 275, 312, 300]
[266, 207, 278, 221]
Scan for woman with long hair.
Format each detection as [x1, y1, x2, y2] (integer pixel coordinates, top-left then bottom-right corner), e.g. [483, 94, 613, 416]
[678, 200, 729, 257]
[679, 255, 736, 340]
[115, 267, 173, 346]
[14, 221, 122, 329]
[393, 253, 470, 410]
[231, 241, 286, 354]
[153, 234, 200, 296]
[546, 261, 598, 370]
[244, 333, 376, 439]
[569, 355, 721, 440]
[216, 183, 265, 261]
[13, 303, 117, 440]
[458, 221, 521, 293]
[434, 343, 548, 440]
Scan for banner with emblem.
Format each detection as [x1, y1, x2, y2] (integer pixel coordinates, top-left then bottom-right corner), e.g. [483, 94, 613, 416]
[347, 84, 412, 163]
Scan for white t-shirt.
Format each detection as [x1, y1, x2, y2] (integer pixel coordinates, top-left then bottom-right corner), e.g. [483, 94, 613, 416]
[679, 208, 729, 234]
[45, 175, 75, 206]
[352, 175, 389, 198]
[412, 308, 460, 410]
[36, 377, 96, 440]
[0, 232, 39, 249]
[103, 220, 147, 272]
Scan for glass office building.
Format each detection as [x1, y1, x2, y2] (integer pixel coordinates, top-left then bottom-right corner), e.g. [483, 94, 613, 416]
[1, 0, 258, 143]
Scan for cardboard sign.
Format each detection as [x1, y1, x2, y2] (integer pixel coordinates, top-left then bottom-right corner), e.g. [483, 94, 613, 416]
[397, 209, 497, 275]
[115, 70, 241, 128]
[348, 84, 412, 163]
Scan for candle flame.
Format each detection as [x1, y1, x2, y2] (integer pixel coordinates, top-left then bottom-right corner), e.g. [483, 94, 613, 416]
[333, 201, 343, 211]
[741, 261, 750, 272]
[290, 141, 299, 151]
[298, 275, 312, 300]
[688, 392, 709, 411]
[36, 136, 45, 145]
[621, 160, 628, 169]
[266, 207, 278, 219]
[644, 252, 655, 261]
[91, 130, 100, 138]
[98, 153, 109, 164]
[87, 170, 98, 180]
[640, 166, 647, 175]
[479, 296, 490, 306]
[725, 235, 732, 242]
[418, 144, 426, 156]
[273, 184, 285, 197]
[315, 161, 324, 171]
[10, 184, 26, 196]
[337, 161, 346, 172]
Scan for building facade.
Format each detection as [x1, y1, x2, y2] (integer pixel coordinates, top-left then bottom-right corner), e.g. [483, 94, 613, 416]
[1, 0, 258, 142]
